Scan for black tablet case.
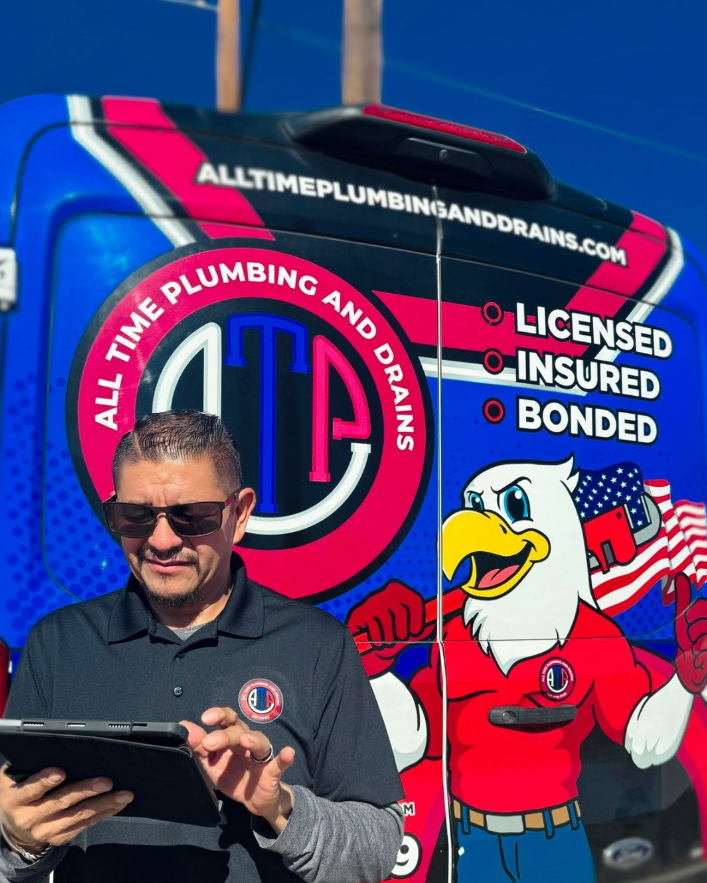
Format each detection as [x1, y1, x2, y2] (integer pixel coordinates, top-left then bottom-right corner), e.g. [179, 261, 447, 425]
[0, 730, 221, 827]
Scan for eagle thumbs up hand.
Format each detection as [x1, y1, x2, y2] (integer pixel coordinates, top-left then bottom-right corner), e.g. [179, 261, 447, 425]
[347, 580, 433, 677]
[674, 572, 707, 694]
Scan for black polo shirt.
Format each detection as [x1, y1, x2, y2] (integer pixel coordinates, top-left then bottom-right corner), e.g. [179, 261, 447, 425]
[4, 556, 403, 883]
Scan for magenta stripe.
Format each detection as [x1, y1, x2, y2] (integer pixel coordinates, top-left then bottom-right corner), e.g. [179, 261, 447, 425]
[102, 97, 274, 241]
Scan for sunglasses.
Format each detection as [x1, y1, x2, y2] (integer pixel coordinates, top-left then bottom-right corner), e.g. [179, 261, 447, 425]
[103, 489, 240, 539]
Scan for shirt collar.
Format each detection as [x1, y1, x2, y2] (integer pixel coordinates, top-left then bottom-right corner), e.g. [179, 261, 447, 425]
[107, 553, 264, 643]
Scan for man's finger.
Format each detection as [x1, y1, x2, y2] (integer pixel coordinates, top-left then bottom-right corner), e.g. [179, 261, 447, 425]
[201, 707, 239, 728]
[35, 793, 134, 846]
[202, 721, 250, 753]
[49, 808, 129, 846]
[43, 790, 133, 826]
[3, 768, 67, 807]
[43, 778, 114, 815]
[274, 747, 296, 776]
[179, 720, 207, 752]
[241, 732, 272, 761]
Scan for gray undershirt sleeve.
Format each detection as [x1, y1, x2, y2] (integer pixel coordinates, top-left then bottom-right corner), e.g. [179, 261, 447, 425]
[1, 791, 404, 883]
[252, 786, 404, 883]
[0, 841, 67, 883]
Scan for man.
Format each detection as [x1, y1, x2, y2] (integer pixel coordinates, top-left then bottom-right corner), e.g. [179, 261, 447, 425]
[0, 409, 404, 883]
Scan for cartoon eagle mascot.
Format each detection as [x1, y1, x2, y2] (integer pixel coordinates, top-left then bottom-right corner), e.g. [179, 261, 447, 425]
[348, 457, 707, 883]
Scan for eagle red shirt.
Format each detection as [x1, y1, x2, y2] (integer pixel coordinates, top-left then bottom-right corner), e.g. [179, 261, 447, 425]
[411, 601, 652, 813]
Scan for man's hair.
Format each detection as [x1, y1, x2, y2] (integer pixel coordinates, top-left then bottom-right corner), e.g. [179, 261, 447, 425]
[112, 410, 242, 492]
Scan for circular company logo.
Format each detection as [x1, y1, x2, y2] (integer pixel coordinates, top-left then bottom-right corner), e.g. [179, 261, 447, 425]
[239, 679, 283, 724]
[69, 247, 430, 600]
[539, 658, 575, 701]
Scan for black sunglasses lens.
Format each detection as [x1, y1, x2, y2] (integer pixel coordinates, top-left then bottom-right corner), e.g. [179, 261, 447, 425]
[168, 502, 223, 536]
[105, 501, 224, 538]
[108, 503, 156, 538]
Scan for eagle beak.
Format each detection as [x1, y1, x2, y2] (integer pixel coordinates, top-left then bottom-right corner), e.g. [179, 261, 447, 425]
[442, 509, 550, 599]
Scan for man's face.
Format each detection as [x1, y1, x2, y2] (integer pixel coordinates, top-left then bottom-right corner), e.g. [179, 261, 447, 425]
[115, 456, 253, 608]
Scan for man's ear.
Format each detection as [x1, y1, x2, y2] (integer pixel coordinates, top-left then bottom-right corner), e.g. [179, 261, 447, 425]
[232, 487, 256, 545]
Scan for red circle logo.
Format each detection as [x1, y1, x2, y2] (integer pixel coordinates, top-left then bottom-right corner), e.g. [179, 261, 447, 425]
[483, 398, 505, 424]
[239, 679, 283, 723]
[483, 349, 504, 375]
[481, 301, 503, 326]
[70, 248, 430, 600]
[539, 658, 575, 701]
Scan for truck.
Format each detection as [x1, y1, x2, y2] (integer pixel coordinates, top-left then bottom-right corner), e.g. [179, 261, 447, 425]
[1, 94, 707, 882]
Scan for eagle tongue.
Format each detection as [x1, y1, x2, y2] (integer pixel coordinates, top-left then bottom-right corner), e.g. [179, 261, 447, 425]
[478, 563, 520, 590]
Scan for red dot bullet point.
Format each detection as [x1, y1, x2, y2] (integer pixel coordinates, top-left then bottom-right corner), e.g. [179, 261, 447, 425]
[483, 349, 504, 374]
[482, 302, 503, 326]
[483, 398, 505, 424]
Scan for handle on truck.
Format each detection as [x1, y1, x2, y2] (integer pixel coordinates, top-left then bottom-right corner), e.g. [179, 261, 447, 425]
[488, 705, 577, 727]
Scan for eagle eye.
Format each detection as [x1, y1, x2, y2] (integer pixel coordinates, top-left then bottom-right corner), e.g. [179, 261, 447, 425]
[467, 492, 484, 513]
[502, 485, 530, 523]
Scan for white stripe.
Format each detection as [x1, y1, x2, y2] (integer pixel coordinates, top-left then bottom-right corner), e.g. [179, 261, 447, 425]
[675, 502, 706, 516]
[591, 535, 668, 588]
[67, 95, 195, 248]
[669, 546, 693, 570]
[595, 229, 684, 363]
[677, 518, 707, 529]
[426, 231, 683, 390]
[598, 557, 671, 610]
[677, 515, 707, 530]
[681, 527, 707, 542]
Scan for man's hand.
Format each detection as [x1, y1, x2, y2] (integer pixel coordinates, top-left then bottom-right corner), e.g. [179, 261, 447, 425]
[0, 765, 134, 853]
[181, 707, 295, 834]
[674, 572, 707, 693]
[347, 581, 432, 677]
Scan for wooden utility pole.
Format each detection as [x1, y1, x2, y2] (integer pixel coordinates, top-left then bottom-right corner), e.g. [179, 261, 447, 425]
[342, 0, 383, 105]
[217, 0, 241, 111]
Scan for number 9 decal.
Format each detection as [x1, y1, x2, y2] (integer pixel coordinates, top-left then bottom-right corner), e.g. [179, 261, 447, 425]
[391, 833, 421, 878]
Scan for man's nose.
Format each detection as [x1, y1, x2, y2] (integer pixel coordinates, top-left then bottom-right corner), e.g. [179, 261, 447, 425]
[148, 513, 183, 550]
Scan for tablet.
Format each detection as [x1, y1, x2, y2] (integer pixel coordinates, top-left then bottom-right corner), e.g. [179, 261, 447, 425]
[0, 719, 221, 826]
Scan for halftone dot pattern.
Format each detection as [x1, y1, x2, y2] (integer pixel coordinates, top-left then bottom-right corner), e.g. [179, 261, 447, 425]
[435, 295, 707, 642]
[318, 379, 439, 634]
[0, 207, 168, 650]
[1, 371, 130, 651]
[36, 213, 169, 624]
[1, 374, 78, 647]
[42, 398, 129, 601]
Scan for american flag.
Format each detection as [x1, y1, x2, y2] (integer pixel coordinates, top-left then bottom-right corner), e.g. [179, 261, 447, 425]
[575, 462, 707, 616]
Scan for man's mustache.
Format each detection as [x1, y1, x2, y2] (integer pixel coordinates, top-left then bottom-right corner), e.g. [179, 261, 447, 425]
[137, 548, 199, 565]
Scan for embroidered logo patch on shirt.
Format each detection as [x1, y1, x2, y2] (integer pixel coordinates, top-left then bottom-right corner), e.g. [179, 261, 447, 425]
[539, 658, 575, 701]
[239, 678, 284, 723]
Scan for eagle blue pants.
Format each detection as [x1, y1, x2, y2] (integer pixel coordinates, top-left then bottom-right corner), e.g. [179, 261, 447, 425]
[455, 815, 596, 883]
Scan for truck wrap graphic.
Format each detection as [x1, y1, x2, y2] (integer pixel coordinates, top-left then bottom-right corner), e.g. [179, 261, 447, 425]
[2, 95, 707, 882]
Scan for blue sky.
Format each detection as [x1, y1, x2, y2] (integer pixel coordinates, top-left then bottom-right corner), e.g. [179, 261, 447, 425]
[1, 0, 705, 253]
